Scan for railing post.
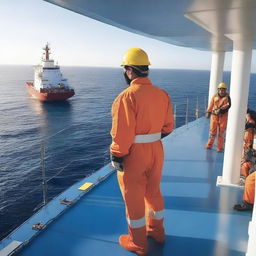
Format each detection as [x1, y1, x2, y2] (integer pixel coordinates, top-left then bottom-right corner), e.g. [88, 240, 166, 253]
[204, 95, 207, 112]
[195, 96, 199, 119]
[173, 104, 176, 129]
[185, 97, 189, 125]
[41, 141, 48, 205]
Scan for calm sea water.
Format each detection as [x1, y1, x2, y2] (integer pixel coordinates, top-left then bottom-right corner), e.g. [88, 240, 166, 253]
[0, 66, 256, 240]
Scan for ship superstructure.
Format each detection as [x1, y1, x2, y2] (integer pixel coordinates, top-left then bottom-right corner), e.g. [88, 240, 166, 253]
[26, 43, 74, 101]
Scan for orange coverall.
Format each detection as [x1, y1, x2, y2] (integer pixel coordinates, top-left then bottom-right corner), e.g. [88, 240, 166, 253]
[110, 77, 174, 251]
[243, 172, 255, 204]
[206, 93, 231, 151]
[241, 162, 252, 178]
[243, 115, 255, 151]
[241, 115, 255, 165]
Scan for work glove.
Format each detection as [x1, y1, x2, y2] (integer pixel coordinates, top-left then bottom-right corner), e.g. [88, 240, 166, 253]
[110, 154, 124, 172]
[111, 161, 124, 171]
[161, 132, 170, 139]
[205, 112, 211, 118]
[212, 109, 220, 115]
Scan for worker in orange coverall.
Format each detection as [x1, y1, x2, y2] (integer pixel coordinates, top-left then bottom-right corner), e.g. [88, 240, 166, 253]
[240, 110, 256, 179]
[234, 148, 256, 211]
[234, 171, 255, 211]
[110, 48, 174, 256]
[243, 109, 256, 152]
[205, 82, 231, 152]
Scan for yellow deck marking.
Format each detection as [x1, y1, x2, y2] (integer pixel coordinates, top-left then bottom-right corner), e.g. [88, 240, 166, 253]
[78, 182, 94, 191]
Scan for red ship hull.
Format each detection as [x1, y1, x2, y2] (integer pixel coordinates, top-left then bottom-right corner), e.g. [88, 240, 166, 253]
[26, 82, 75, 101]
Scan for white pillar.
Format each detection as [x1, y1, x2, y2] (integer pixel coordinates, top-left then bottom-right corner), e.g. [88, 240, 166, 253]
[220, 39, 252, 186]
[208, 51, 225, 104]
[246, 185, 256, 256]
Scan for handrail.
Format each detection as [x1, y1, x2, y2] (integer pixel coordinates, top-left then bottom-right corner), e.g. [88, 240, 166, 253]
[185, 97, 189, 125]
[2, 95, 208, 210]
[41, 142, 47, 205]
[195, 96, 199, 119]
[173, 95, 207, 128]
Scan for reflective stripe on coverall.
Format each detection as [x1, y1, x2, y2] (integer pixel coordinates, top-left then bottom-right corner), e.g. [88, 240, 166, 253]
[206, 93, 230, 150]
[243, 172, 255, 204]
[110, 77, 174, 249]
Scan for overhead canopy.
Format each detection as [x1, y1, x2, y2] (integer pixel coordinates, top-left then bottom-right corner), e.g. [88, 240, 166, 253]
[44, 0, 256, 52]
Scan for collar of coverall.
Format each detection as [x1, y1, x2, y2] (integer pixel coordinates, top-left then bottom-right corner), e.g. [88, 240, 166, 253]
[130, 77, 152, 86]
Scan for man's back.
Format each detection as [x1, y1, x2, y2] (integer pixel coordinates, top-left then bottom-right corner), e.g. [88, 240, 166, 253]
[111, 76, 173, 157]
[120, 77, 171, 134]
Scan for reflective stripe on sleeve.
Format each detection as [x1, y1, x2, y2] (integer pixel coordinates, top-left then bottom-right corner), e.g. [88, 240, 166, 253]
[127, 216, 146, 228]
[149, 209, 164, 220]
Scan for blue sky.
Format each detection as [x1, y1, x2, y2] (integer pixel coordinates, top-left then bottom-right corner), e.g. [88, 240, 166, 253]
[0, 0, 255, 71]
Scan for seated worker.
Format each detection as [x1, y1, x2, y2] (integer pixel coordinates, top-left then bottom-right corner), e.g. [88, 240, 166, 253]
[243, 109, 256, 152]
[240, 110, 256, 183]
[234, 171, 255, 211]
[240, 148, 256, 185]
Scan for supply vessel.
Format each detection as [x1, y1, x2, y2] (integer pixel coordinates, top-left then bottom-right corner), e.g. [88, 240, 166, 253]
[26, 43, 74, 101]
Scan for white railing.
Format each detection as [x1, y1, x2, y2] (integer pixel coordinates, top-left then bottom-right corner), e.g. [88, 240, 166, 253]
[173, 95, 207, 128]
[1, 95, 207, 239]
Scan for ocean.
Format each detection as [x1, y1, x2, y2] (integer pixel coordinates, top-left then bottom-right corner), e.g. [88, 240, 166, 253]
[0, 66, 255, 240]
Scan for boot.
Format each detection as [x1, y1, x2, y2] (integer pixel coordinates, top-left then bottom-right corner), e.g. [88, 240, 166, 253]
[217, 134, 224, 152]
[119, 226, 148, 255]
[147, 218, 165, 244]
[206, 144, 212, 149]
[119, 234, 148, 255]
[233, 201, 253, 211]
[206, 136, 215, 149]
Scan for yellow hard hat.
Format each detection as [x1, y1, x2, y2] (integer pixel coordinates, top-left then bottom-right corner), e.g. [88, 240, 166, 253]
[218, 82, 227, 89]
[121, 48, 151, 66]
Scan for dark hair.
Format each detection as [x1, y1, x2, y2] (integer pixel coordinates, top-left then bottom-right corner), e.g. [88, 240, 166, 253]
[124, 65, 149, 77]
[247, 108, 256, 122]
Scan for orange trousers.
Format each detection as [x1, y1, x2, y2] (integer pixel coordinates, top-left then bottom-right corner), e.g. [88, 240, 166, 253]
[243, 172, 255, 204]
[241, 162, 252, 178]
[117, 141, 164, 249]
[206, 113, 228, 150]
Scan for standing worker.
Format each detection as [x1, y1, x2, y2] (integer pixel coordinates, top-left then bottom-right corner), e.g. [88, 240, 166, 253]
[110, 48, 174, 255]
[205, 82, 231, 152]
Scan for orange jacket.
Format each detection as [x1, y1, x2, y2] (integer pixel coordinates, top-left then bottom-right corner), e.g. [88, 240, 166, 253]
[110, 77, 174, 157]
[207, 93, 231, 115]
[244, 115, 256, 149]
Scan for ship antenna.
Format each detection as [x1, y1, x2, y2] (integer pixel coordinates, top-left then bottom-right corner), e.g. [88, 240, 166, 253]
[43, 42, 51, 61]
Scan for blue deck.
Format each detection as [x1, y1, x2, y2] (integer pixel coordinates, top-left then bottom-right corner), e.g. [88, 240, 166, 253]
[1, 118, 252, 256]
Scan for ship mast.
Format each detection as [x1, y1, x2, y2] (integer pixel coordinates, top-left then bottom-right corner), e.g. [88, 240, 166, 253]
[43, 43, 51, 61]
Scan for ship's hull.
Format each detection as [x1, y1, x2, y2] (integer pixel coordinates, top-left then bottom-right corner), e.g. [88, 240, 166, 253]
[26, 82, 74, 101]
